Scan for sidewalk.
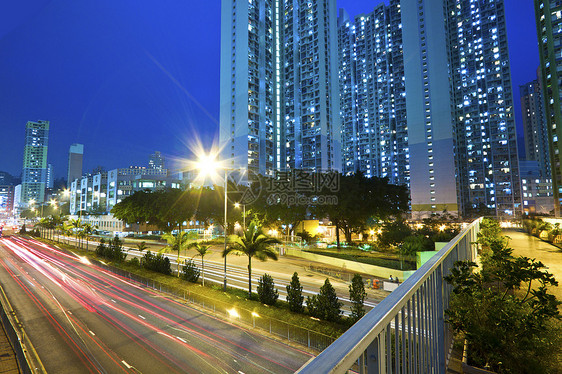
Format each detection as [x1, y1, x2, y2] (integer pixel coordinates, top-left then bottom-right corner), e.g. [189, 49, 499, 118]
[0, 322, 19, 374]
[504, 229, 562, 304]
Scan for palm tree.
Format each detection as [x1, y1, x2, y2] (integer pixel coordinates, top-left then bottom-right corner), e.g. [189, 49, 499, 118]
[161, 232, 192, 276]
[189, 243, 211, 286]
[69, 218, 84, 248]
[225, 222, 280, 298]
[136, 241, 148, 252]
[82, 223, 95, 250]
[62, 222, 73, 245]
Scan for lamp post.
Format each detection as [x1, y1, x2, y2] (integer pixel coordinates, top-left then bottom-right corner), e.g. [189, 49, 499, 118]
[195, 151, 230, 292]
[234, 202, 245, 232]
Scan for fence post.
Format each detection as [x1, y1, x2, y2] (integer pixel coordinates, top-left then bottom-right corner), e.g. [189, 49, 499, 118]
[436, 264, 445, 374]
[366, 335, 380, 374]
[308, 330, 310, 348]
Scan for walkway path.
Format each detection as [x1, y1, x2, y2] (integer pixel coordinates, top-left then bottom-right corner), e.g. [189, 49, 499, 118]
[504, 229, 562, 304]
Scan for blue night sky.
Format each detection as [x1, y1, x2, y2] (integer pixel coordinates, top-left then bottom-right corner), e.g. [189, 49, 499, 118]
[0, 0, 538, 180]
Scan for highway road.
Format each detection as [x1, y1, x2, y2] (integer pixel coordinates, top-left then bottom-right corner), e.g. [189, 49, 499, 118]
[55, 235, 383, 314]
[0, 236, 313, 373]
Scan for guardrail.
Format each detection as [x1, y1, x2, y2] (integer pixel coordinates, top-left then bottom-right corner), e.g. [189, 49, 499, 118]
[296, 218, 481, 374]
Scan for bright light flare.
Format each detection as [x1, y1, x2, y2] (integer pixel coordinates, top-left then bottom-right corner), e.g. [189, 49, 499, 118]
[79, 256, 91, 265]
[439, 225, 446, 232]
[227, 308, 239, 318]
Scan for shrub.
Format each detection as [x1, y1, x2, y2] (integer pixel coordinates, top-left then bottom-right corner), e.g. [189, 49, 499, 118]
[307, 278, 342, 322]
[349, 274, 367, 323]
[182, 259, 200, 283]
[286, 272, 304, 313]
[96, 237, 126, 262]
[141, 251, 172, 275]
[257, 273, 279, 306]
[445, 229, 561, 373]
[128, 257, 140, 267]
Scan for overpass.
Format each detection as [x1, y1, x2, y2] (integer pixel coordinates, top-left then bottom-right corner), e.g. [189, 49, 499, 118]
[297, 218, 481, 374]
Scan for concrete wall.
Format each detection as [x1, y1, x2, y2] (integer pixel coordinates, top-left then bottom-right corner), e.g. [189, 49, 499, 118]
[285, 248, 416, 281]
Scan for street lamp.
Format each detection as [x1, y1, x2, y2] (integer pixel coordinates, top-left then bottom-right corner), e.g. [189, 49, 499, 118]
[195, 151, 229, 291]
[234, 202, 245, 232]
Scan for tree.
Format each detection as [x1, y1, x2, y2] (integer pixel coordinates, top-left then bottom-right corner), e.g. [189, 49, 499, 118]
[182, 259, 200, 283]
[189, 243, 211, 286]
[136, 241, 148, 252]
[445, 234, 561, 372]
[161, 232, 193, 276]
[349, 274, 367, 323]
[82, 223, 95, 250]
[225, 222, 280, 297]
[313, 172, 409, 247]
[69, 218, 84, 248]
[257, 273, 279, 305]
[378, 218, 412, 248]
[286, 272, 304, 313]
[307, 278, 342, 322]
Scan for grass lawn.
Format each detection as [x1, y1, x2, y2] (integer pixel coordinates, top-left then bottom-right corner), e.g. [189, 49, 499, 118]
[305, 247, 416, 270]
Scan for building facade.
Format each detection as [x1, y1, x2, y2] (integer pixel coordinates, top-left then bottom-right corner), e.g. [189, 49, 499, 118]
[67, 143, 84, 186]
[521, 74, 551, 179]
[148, 151, 165, 170]
[401, 0, 459, 217]
[534, 0, 562, 215]
[447, 0, 521, 217]
[21, 120, 49, 205]
[337, 1, 408, 185]
[220, 0, 341, 176]
[0, 186, 14, 218]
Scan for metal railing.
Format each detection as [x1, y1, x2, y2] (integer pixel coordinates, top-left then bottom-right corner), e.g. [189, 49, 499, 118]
[297, 218, 481, 374]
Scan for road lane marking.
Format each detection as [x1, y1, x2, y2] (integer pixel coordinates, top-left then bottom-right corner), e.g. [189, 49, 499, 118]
[176, 336, 186, 343]
[122, 360, 132, 369]
[89, 331, 95, 336]
[138, 315, 145, 320]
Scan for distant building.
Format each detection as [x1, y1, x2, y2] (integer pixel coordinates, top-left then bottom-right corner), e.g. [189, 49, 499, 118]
[534, 0, 562, 215]
[46, 163, 54, 189]
[69, 166, 179, 215]
[0, 172, 16, 186]
[0, 185, 14, 217]
[148, 151, 165, 170]
[520, 160, 554, 215]
[520, 74, 550, 179]
[337, 2, 408, 185]
[67, 143, 84, 186]
[21, 120, 49, 205]
[106, 167, 178, 211]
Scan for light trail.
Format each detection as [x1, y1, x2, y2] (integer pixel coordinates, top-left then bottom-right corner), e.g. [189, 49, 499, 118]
[1, 236, 311, 373]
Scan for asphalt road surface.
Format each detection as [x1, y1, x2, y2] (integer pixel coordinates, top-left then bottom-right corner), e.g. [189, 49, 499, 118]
[0, 236, 313, 373]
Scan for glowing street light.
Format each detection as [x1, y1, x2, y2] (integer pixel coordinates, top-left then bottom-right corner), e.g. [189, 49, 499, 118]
[234, 202, 245, 232]
[195, 150, 229, 292]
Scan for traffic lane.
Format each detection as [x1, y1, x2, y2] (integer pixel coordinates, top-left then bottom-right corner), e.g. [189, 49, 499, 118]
[0, 245, 123, 374]
[5, 237, 312, 373]
[25, 240, 312, 373]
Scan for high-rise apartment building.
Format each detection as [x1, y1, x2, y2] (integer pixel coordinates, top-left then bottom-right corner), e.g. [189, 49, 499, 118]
[401, 0, 459, 216]
[67, 143, 84, 185]
[220, 0, 341, 176]
[447, 0, 521, 217]
[148, 151, 165, 170]
[520, 74, 551, 179]
[534, 0, 562, 215]
[399, 0, 520, 217]
[337, 1, 408, 185]
[21, 120, 49, 205]
[46, 163, 54, 189]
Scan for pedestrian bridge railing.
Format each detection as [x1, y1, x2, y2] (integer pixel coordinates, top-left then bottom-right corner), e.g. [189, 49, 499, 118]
[296, 218, 481, 374]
